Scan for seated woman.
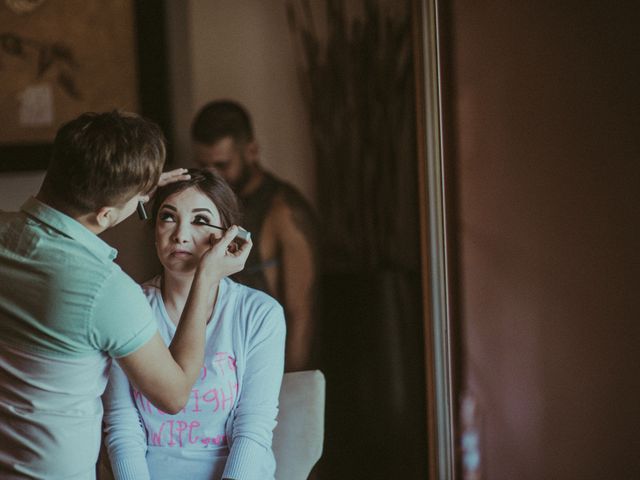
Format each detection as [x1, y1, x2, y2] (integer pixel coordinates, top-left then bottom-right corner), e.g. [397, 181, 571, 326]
[102, 169, 285, 480]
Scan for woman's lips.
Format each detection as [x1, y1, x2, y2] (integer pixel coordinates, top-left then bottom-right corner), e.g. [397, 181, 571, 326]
[171, 250, 192, 257]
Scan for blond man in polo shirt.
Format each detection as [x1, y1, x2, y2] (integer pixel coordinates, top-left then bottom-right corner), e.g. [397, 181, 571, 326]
[0, 111, 251, 479]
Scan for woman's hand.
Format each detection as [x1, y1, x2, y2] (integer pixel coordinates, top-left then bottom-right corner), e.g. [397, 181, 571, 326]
[196, 226, 253, 284]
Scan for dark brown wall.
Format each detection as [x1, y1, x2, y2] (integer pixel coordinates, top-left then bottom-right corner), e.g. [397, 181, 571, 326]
[444, 2, 639, 479]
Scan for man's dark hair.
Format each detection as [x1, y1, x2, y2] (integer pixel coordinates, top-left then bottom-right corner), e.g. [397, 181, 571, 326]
[191, 100, 254, 146]
[40, 111, 165, 212]
[151, 168, 241, 229]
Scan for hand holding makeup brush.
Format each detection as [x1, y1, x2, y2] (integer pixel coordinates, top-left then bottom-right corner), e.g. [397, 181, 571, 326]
[197, 225, 253, 282]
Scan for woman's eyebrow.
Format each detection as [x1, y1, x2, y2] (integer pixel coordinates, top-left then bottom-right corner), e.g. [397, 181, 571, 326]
[192, 208, 213, 214]
[160, 204, 177, 211]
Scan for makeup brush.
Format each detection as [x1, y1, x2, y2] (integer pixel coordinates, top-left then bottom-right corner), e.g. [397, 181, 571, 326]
[137, 201, 148, 220]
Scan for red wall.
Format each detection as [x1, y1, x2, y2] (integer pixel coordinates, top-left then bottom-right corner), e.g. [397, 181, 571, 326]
[445, 2, 639, 478]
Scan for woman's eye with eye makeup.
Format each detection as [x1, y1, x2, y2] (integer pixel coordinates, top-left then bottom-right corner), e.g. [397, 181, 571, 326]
[193, 215, 210, 225]
[159, 211, 176, 222]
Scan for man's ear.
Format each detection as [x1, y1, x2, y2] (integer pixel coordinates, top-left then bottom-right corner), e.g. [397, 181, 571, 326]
[95, 206, 115, 229]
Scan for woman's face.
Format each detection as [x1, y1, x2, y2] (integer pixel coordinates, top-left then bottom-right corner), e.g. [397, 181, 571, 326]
[155, 187, 223, 274]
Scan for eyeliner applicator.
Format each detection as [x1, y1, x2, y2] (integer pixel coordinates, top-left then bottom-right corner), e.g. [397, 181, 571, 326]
[202, 223, 251, 243]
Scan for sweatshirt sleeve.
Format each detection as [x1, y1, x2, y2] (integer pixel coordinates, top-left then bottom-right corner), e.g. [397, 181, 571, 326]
[223, 299, 286, 480]
[102, 360, 151, 480]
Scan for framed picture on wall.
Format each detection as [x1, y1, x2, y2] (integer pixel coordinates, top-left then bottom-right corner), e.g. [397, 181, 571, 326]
[0, 0, 170, 172]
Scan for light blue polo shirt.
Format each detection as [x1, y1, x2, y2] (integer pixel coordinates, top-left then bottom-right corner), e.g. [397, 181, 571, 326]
[0, 197, 157, 479]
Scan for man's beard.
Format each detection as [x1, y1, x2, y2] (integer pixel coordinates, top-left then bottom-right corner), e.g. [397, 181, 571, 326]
[231, 157, 254, 195]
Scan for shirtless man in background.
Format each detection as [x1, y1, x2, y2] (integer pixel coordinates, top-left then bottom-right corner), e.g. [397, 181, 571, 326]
[192, 100, 317, 372]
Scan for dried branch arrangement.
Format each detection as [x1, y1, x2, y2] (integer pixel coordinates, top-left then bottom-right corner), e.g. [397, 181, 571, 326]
[0, 32, 81, 99]
[287, 0, 417, 272]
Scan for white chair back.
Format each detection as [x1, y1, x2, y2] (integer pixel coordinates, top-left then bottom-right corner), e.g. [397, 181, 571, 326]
[273, 369, 326, 480]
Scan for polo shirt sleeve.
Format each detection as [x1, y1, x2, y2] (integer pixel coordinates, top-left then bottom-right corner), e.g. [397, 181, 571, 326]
[89, 268, 158, 358]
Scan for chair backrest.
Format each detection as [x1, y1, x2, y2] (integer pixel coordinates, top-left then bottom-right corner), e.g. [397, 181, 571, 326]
[272, 369, 326, 480]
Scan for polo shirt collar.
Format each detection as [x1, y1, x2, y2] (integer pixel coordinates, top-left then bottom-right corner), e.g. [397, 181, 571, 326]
[21, 197, 118, 261]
